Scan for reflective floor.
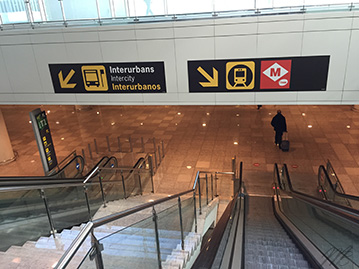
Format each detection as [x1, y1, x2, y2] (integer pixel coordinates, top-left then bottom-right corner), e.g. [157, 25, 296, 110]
[1, 104, 359, 196]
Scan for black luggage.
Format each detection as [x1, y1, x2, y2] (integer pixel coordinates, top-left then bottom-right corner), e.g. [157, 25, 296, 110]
[281, 132, 289, 152]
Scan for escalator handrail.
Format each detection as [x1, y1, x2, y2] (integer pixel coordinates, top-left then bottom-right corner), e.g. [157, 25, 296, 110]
[191, 162, 243, 269]
[318, 164, 359, 202]
[0, 156, 109, 187]
[275, 163, 359, 223]
[0, 154, 85, 182]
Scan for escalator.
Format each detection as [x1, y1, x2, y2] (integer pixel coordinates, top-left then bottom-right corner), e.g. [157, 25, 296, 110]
[0, 154, 152, 251]
[193, 163, 359, 268]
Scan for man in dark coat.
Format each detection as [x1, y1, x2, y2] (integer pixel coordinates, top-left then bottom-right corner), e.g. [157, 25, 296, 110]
[271, 110, 287, 147]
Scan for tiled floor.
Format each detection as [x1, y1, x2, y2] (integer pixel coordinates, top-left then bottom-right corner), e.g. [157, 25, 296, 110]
[1, 104, 359, 196]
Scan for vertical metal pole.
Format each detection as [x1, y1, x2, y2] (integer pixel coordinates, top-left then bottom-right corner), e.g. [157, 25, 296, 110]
[99, 176, 107, 207]
[106, 136, 111, 152]
[117, 136, 122, 152]
[205, 174, 209, 205]
[110, 0, 116, 18]
[39, 189, 56, 237]
[158, 145, 162, 164]
[24, 0, 34, 28]
[0, 14, 3, 31]
[121, 170, 127, 199]
[198, 176, 202, 215]
[94, 139, 99, 154]
[232, 157, 236, 197]
[82, 148, 86, 164]
[88, 144, 93, 160]
[58, 0, 67, 26]
[152, 207, 162, 269]
[83, 185, 93, 221]
[178, 197, 185, 251]
[215, 174, 218, 197]
[211, 174, 214, 200]
[153, 138, 157, 152]
[129, 136, 133, 152]
[161, 140, 165, 158]
[95, 0, 102, 24]
[91, 231, 104, 269]
[138, 170, 143, 195]
[149, 155, 155, 193]
[154, 150, 158, 169]
[141, 137, 145, 152]
[193, 191, 197, 233]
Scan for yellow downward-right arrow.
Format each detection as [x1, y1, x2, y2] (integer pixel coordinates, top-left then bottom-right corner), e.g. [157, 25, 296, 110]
[197, 66, 218, 87]
[58, 69, 77, 88]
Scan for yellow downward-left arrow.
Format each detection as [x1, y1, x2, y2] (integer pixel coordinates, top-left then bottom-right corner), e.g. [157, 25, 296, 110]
[58, 69, 77, 88]
[197, 66, 218, 87]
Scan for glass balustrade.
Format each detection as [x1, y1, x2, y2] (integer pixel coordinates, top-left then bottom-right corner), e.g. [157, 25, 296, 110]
[0, 1, 357, 27]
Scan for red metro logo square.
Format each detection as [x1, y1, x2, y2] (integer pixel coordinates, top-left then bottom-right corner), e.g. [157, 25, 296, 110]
[260, 60, 292, 89]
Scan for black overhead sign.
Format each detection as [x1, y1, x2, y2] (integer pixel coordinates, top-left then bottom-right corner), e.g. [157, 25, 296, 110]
[49, 62, 166, 93]
[188, 56, 330, 92]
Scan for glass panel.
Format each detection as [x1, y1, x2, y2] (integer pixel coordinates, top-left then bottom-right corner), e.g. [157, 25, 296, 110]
[101, 169, 126, 202]
[62, 0, 98, 20]
[98, 0, 112, 19]
[279, 195, 359, 268]
[45, 185, 89, 231]
[97, 213, 159, 268]
[113, 0, 128, 17]
[78, 248, 97, 268]
[181, 197, 195, 233]
[0, 189, 50, 251]
[42, 0, 63, 21]
[214, 0, 254, 12]
[0, 0, 28, 24]
[86, 179, 105, 216]
[167, 0, 213, 15]
[57, 156, 84, 179]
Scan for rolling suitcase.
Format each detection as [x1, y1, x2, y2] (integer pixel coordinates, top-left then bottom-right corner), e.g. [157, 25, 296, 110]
[281, 132, 289, 152]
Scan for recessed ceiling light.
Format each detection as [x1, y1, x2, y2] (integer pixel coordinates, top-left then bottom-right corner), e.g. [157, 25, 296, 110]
[206, 112, 210, 115]
[347, 125, 351, 129]
[186, 166, 192, 169]
[177, 112, 181, 115]
[234, 141, 238, 145]
[302, 113, 306, 116]
[308, 125, 313, 128]
[269, 113, 272, 115]
[61, 137, 65, 140]
[56, 121, 60, 124]
[97, 112, 100, 115]
[140, 122, 144, 125]
[111, 122, 115, 126]
[47, 110, 50, 114]
[236, 114, 239, 117]
[202, 123, 206, 127]
[29, 121, 32, 124]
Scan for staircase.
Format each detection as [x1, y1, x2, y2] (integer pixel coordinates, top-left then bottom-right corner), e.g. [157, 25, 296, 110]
[245, 195, 312, 269]
[0, 194, 201, 269]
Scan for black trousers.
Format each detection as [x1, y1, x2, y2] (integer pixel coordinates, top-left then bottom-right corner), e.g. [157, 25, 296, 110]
[275, 131, 283, 145]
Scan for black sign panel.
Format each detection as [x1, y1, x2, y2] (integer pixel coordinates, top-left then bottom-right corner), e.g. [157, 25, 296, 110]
[35, 111, 58, 171]
[188, 56, 330, 92]
[49, 62, 166, 93]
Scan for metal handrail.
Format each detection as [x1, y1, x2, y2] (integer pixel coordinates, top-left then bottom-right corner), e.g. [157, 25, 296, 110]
[0, 2, 358, 31]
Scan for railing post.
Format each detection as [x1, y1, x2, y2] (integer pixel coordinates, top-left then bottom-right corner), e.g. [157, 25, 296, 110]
[161, 140, 165, 158]
[193, 191, 197, 233]
[215, 174, 218, 197]
[117, 136, 122, 152]
[153, 138, 157, 152]
[95, 0, 102, 25]
[152, 207, 162, 269]
[232, 157, 237, 197]
[205, 174, 209, 205]
[90, 231, 104, 269]
[94, 139, 99, 154]
[88, 143, 93, 159]
[158, 145, 162, 164]
[138, 170, 143, 195]
[141, 137, 145, 153]
[198, 176, 202, 215]
[211, 174, 214, 200]
[149, 155, 155, 193]
[154, 150, 158, 169]
[82, 148, 86, 164]
[99, 175, 107, 207]
[58, 0, 67, 26]
[121, 169, 127, 199]
[106, 136, 111, 152]
[39, 189, 56, 238]
[83, 185, 93, 221]
[178, 197, 185, 251]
